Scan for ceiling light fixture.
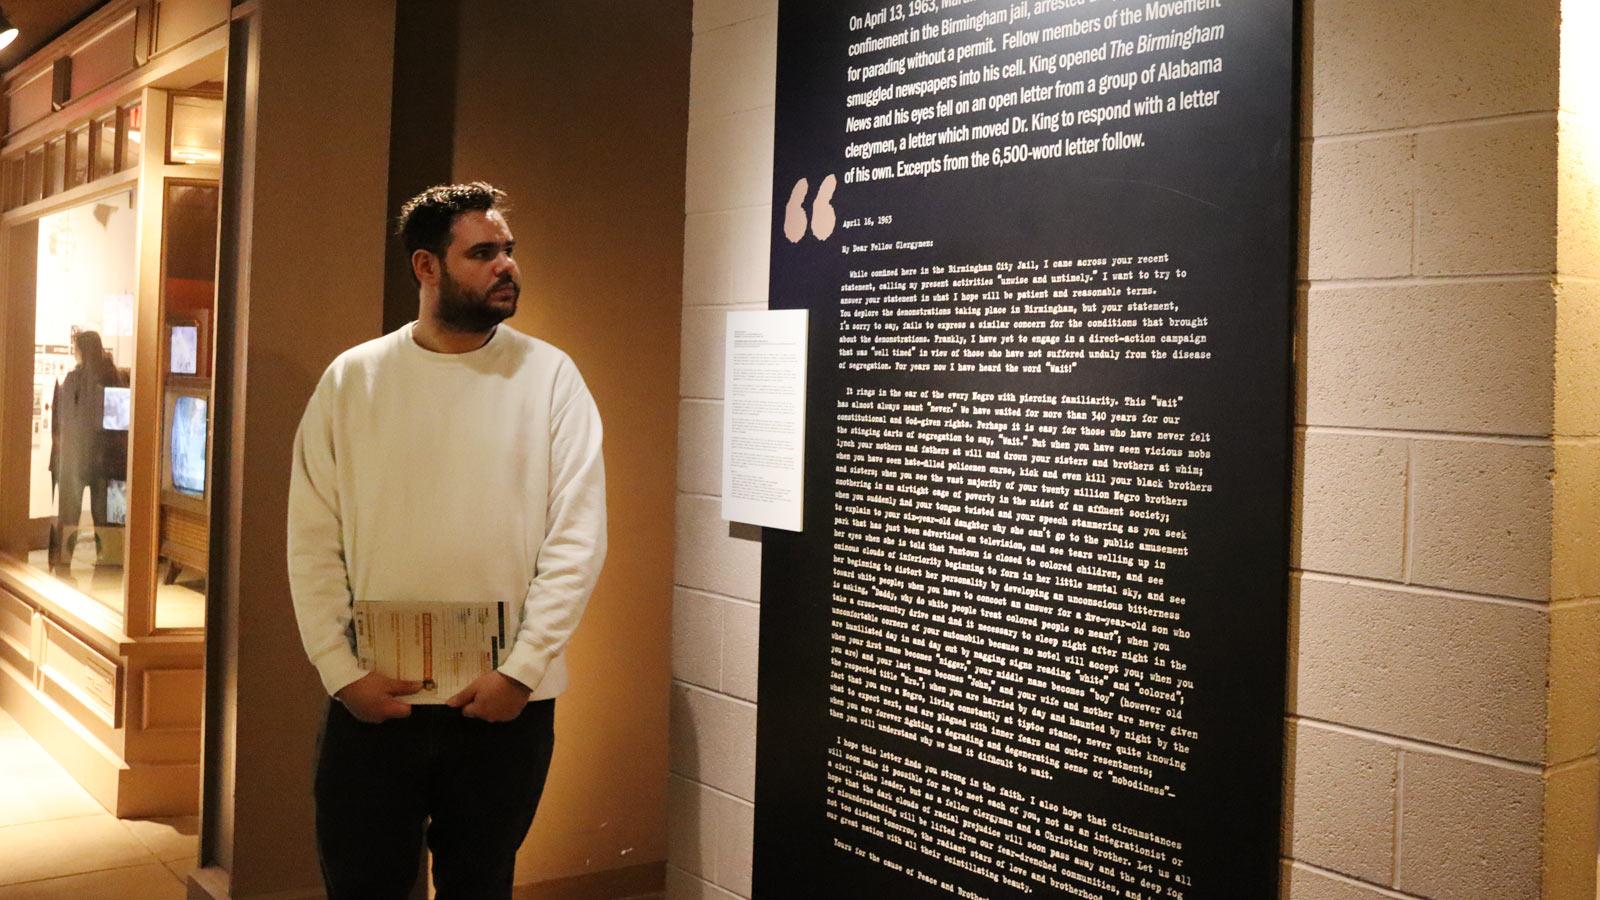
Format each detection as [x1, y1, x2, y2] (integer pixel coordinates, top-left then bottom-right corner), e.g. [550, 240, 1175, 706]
[0, 6, 18, 53]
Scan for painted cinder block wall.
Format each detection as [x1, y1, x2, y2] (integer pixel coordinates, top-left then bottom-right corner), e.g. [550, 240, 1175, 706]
[667, 1, 1600, 898]
[1289, 1, 1598, 897]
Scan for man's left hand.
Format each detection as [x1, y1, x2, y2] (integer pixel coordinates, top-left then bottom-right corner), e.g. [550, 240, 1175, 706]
[446, 671, 532, 722]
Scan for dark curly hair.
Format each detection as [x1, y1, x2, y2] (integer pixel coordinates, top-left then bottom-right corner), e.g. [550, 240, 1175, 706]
[395, 182, 509, 284]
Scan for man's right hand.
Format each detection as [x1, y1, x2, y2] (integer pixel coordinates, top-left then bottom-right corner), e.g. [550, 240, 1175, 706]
[334, 673, 424, 723]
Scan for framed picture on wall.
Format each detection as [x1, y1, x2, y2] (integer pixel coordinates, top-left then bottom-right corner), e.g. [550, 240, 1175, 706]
[168, 321, 199, 375]
[163, 310, 209, 378]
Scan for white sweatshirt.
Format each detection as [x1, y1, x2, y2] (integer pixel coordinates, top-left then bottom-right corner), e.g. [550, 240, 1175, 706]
[287, 322, 607, 700]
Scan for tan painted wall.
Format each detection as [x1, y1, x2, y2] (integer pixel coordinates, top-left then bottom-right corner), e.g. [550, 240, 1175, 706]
[205, 1, 689, 895]
[431, 0, 690, 887]
[666, 3, 776, 896]
[1289, 2, 1596, 897]
[668, 1, 1600, 898]
[202, 0, 397, 895]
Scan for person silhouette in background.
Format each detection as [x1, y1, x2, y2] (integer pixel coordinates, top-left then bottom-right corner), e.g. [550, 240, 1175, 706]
[50, 329, 120, 567]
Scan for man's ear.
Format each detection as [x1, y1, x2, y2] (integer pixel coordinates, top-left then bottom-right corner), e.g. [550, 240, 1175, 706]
[412, 249, 440, 285]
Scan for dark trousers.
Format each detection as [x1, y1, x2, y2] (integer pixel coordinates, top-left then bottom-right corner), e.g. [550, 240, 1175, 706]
[314, 698, 556, 900]
[53, 471, 107, 564]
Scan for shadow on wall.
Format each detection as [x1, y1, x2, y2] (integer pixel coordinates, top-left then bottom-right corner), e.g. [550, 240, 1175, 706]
[384, 3, 461, 333]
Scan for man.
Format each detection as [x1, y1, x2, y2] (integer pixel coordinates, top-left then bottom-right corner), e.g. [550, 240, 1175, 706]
[288, 182, 606, 899]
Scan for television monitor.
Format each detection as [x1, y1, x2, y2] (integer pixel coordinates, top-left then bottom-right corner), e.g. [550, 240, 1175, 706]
[102, 386, 130, 431]
[169, 394, 207, 496]
[169, 324, 198, 375]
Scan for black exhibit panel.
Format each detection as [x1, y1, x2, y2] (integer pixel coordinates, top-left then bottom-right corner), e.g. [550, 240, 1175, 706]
[754, 1, 1296, 898]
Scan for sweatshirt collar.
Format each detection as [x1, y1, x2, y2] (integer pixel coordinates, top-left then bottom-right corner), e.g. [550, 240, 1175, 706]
[400, 321, 509, 363]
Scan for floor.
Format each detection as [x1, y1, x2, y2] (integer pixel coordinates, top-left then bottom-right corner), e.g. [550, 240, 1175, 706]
[0, 707, 196, 899]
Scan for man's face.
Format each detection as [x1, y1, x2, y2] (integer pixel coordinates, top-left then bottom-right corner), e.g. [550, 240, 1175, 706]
[434, 209, 521, 332]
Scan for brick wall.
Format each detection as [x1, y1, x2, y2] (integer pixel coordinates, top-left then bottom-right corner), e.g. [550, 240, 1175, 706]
[669, 2, 1600, 897]
[1288, 2, 1597, 897]
[668, 2, 774, 896]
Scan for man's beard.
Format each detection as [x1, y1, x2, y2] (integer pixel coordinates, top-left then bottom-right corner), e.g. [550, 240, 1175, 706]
[436, 264, 519, 333]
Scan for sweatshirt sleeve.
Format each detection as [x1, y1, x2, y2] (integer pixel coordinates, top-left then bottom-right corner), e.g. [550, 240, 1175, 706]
[287, 373, 368, 696]
[498, 359, 608, 691]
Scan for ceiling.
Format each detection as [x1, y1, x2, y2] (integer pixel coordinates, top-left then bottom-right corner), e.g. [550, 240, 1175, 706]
[0, 0, 106, 74]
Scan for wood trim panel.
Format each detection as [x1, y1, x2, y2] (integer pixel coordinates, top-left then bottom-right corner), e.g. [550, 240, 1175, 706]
[69, 11, 141, 101]
[38, 615, 121, 728]
[3, 22, 224, 153]
[0, 557, 128, 652]
[115, 758, 198, 816]
[140, 666, 202, 730]
[6, 70, 54, 134]
[0, 585, 30, 659]
[0, 588, 32, 677]
[155, 0, 230, 57]
[2, 0, 145, 93]
[124, 87, 166, 639]
[0, 165, 138, 228]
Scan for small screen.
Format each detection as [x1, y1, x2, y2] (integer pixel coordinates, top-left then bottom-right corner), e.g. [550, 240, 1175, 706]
[170, 325, 198, 375]
[106, 479, 127, 525]
[102, 386, 130, 431]
[170, 395, 207, 495]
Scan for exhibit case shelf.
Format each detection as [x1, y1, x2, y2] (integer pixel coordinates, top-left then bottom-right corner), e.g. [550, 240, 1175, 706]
[0, 0, 227, 817]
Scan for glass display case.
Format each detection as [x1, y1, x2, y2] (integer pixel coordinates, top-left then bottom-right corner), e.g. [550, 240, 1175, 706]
[92, 112, 117, 181]
[153, 178, 218, 629]
[0, 67, 223, 816]
[68, 125, 90, 190]
[120, 102, 142, 173]
[26, 189, 138, 612]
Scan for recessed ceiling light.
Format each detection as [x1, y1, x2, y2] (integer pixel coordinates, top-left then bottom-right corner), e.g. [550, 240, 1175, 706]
[0, 7, 18, 53]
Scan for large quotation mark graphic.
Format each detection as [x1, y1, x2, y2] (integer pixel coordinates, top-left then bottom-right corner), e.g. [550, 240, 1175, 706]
[783, 178, 810, 243]
[783, 174, 839, 243]
[811, 174, 837, 240]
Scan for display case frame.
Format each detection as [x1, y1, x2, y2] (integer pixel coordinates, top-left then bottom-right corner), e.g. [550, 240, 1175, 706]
[0, 0, 228, 816]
